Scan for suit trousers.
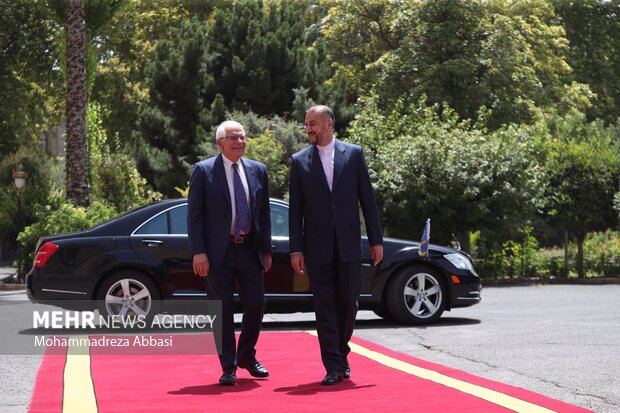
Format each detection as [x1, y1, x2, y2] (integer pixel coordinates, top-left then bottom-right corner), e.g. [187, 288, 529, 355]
[203, 241, 265, 370]
[307, 239, 362, 373]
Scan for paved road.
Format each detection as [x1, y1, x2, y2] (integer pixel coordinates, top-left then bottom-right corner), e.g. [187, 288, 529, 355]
[264, 284, 620, 413]
[1, 284, 619, 412]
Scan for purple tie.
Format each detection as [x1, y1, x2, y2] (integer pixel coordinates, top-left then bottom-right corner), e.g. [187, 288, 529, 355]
[232, 163, 251, 236]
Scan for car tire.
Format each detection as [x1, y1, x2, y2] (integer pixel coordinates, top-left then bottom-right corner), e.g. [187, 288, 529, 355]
[372, 308, 390, 319]
[96, 271, 161, 323]
[372, 302, 396, 321]
[386, 265, 446, 325]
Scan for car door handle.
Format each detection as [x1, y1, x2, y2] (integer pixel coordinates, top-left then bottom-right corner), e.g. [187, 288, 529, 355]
[142, 239, 163, 247]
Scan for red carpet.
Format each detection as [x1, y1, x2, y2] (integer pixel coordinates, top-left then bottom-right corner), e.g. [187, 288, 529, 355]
[28, 332, 592, 413]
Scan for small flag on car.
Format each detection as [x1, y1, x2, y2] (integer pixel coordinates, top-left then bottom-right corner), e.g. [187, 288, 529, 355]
[419, 219, 430, 257]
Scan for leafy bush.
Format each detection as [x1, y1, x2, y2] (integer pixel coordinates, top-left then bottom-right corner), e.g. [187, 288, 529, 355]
[535, 255, 566, 278]
[88, 101, 162, 211]
[575, 230, 620, 277]
[17, 198, 118, 271]
[501, 227, 540, 278]
[91, 152, 162, 211]
[476, 226, 543, 279]
[477, 230, 620, 279]
[245, 130, 289, 199]
[348, 96, 542, 246]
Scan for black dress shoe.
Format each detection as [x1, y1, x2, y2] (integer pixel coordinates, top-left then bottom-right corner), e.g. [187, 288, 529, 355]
[321, 371, 343, 385]
[219, 368, 236, 386]
[343, 361, 351, 379]
[238, 357, 270, 378]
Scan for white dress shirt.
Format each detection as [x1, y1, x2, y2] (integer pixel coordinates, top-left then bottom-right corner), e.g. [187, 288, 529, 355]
[222, 155, 251, 235]
[316, 138, 335, 191]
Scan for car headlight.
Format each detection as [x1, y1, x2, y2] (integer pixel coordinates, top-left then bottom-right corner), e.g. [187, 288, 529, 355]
[444, 253, 474, 271]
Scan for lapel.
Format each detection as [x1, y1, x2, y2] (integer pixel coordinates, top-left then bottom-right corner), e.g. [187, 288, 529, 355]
[214, 155, 231, 208]
[309, 145, 331, 193]
[332, 140, 346, 191]
[240, 158, 257, 212]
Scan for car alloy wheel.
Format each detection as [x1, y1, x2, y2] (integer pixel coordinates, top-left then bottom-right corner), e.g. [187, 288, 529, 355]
[97, 271, 161, 321]
[386, 265, 446, 324]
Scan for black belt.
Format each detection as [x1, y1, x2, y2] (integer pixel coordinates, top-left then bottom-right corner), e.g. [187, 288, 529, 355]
[229, 233, 252, 244]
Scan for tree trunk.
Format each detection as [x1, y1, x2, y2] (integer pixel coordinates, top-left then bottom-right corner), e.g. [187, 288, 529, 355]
[563, 229, 569, 278]
[65, 0, 90, 207]
[576, 235, 585, 278]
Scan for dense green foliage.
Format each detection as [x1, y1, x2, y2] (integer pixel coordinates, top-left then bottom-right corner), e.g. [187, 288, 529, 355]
[479, 229, 620, 279]
[17, 198, 118, 273]
[537, 114, 620, 276]
[347, 96, 542, 248]
[88, 102, 162, 211]
[554, 0, 620, 124]
[579, 230, 620, 277]
[322, 0, 593, 129]
[0, 0, 63, 158]
[135, 0, 329, 196]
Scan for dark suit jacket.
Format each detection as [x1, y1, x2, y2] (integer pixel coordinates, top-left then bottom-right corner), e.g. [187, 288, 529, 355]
[187, 154, 272, 271]
[288, 140, 383, 265]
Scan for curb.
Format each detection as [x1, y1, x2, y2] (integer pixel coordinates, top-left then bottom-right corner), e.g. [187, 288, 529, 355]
[482, 277, 620, 286]
[0, 283, 26, 291]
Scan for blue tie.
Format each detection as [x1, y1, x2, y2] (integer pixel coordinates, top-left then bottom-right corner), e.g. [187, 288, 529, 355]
[232, 163, 251, 236]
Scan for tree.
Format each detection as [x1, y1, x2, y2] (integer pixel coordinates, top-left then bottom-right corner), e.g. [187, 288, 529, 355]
[554, 0, 620, 123]
[411, 0, 487, 123]
[320, 0, 419, 107]
[347, 96, 542, 250]
[49, 0, 126, 206]
[136, 18, 219, 197]
[88, 102, 161, 211]
[64, 0, 90, 206]
[321, 0, 591, 128]
[91, 0, 220, 144]
[538, 113, 620, 277]
[0, 0, 63, 158]
[136, 0, 328, 196]
[208, 0, 324, 114]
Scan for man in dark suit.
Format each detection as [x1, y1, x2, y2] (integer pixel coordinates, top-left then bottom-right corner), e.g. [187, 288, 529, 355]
[188, 120, 272, 386]
[289, 105, 383, 385]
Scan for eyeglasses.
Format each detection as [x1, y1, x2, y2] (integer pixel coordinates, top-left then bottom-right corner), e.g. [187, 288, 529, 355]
[220, 135, 246, 142]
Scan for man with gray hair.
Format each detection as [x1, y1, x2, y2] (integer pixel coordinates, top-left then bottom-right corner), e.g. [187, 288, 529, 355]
[188, 120, 272, 386]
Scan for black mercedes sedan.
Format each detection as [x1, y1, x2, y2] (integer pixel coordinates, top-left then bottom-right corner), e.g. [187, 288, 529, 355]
[26, 198, 481, 325]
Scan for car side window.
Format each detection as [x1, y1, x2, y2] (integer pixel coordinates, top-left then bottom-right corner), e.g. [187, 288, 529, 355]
[135, 205, 187, 235]
[170, 205, 188, 234]
[135, 213, 167, 235]
[270, 203, 288, 237]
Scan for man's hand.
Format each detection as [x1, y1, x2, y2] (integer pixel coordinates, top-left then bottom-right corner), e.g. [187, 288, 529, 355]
[263, 253, 272, 273]
[370, 245, 383, 267]
[193, 253, 209, 277]
[290, 252, 305, 275]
